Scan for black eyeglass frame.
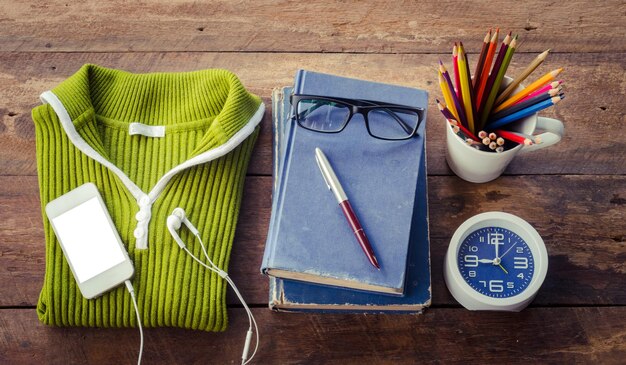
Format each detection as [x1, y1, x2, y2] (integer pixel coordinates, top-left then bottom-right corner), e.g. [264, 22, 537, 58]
[290, 94, 425, 141]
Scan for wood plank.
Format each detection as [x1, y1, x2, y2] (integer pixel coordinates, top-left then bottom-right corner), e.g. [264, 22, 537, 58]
[1, 52, 624, 176]
[1, 307, 625, 364]
[2, 175, 624, 307]
[1, 1, 624, 53]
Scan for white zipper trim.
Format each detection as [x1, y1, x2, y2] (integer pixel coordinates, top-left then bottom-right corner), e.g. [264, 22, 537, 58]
[40, 90, 264, 249]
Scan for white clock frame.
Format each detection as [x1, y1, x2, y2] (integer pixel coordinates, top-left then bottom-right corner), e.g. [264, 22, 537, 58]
[444, 212, 548, 311]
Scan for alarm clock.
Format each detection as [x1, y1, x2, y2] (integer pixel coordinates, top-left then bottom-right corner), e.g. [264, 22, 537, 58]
[444, 212, 548, 311]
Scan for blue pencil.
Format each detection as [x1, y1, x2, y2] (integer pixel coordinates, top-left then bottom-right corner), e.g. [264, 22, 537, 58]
[487, 95, 564, 129]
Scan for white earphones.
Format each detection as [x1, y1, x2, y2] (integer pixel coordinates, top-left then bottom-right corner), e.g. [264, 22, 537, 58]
[167, 207, 198, 248]
[167, 208, 258, 364]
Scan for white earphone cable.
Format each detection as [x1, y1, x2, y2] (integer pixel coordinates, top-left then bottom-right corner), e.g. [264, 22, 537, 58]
[182, 234, 259, 365]
[125, 280, 143, 365]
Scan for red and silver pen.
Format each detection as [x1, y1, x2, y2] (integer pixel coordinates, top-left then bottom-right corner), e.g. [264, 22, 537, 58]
[314, 147, 380, 270]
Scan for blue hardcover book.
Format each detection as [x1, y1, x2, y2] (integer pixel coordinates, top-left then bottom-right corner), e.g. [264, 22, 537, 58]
[261, 70, 428, 295]
[268, 86, 431, 312]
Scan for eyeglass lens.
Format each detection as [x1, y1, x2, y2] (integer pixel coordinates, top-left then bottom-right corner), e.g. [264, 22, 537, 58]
[296, 98, 419, 139]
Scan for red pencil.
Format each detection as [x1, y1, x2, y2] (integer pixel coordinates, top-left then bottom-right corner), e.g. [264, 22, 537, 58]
[453, 43, 463, 102]
[495, 129, 534, 145]
[473, 29, 491, 88]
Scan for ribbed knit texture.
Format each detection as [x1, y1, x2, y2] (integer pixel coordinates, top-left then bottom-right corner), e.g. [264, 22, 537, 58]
[32, 64, 261, 331]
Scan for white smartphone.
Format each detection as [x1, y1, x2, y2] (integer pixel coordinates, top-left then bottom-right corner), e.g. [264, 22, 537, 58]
[45, 183, 134, 299]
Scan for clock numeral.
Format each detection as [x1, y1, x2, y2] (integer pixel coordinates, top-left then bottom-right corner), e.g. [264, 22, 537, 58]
[514, 257, 529, 269]
[468, 270, 476, 278]
[469, 246, 478, 252]
[479, 281, 487, 288]
[464, 255, 478, 267]
[489, 280, 504, 293]
[517, 273, 524, 279]
[516, 247, 524, 254]
[507, 282, 514, 289]
[479, 236, 484, 243]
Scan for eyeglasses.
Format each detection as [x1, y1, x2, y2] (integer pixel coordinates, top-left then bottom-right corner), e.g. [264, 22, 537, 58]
[290, 94, 425, 141]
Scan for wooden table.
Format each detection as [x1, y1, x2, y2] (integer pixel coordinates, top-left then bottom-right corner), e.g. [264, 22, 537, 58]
[1, 1, 624, 364]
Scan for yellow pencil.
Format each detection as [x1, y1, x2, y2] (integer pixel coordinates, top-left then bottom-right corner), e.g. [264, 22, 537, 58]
[457, 45, 474, 133]
[438, 71, 459, 120]
[493, 68, 563, 113]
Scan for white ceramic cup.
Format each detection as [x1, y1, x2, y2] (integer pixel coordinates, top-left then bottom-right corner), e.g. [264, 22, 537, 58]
[445, 77, 564, 183]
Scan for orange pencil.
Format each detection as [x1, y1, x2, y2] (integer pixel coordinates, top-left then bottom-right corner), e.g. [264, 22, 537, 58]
[474, 28, 499, 106]
[493, 68, 563, 113]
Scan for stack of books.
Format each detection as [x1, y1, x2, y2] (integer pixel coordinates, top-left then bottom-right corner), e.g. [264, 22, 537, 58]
[260, 70, 431, 313]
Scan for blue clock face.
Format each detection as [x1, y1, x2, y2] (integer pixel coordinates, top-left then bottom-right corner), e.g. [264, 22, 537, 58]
[457, 227, 534, 298]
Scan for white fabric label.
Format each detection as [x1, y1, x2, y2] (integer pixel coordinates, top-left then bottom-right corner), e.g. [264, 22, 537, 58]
[129, 123, 166, 138]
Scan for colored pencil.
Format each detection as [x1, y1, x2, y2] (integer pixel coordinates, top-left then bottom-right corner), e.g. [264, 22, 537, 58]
[453, 43, 462, 101]
[473, 29, 491, 88]
[457, 44, 475, 133]
[477, 32, 511, 125]
[474, 28, 499, 107]
[495, 129, 534, 145]
[488, 95, 563, 129]
[437, 99, 478, 140]
[436, 99, 456, 120]
[494, 68, 563, 113]
[496, 49, 550, 105]
[490, 88, 561, 122]
[460, 42, 478, 126]
[438, 71, 459, 120]
[516, 80, 562, 104]
[439, 60, 468, 128]
[503, 130, 542, 144]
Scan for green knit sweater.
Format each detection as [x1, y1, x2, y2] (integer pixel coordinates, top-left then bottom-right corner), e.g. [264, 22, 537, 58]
[32, 64, 263, 331]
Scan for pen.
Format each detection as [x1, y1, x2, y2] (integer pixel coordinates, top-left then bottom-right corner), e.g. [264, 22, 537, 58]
[314, 147, 380, 270]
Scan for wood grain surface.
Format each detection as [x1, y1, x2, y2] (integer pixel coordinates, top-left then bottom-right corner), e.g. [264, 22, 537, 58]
[2, 307, 625, 365]
[1, 1, 624, 53]
[1, 52, 624, 176]
[1, 1, 625, 364]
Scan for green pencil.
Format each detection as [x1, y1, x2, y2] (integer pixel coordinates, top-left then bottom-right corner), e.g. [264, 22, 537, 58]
[479, 35, 518, 130]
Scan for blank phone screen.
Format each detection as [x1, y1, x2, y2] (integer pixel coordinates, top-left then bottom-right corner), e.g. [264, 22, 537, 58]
[51, 197, 126, 283]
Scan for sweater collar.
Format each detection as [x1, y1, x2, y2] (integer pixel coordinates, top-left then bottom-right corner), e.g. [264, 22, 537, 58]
[49, 64, 262, 146]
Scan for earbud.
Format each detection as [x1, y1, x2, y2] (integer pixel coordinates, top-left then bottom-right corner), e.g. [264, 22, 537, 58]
[167, 208, 199, 248]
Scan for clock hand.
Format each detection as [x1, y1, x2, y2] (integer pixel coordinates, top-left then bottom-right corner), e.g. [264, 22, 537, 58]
[498, 263, 509, 274]
[478, 258, 495, 263]
[494, 237, 500, 260]
[500, 242, 519, 259]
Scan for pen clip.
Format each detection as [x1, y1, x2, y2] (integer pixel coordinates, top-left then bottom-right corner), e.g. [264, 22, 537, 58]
[315, 152, 332, 191]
